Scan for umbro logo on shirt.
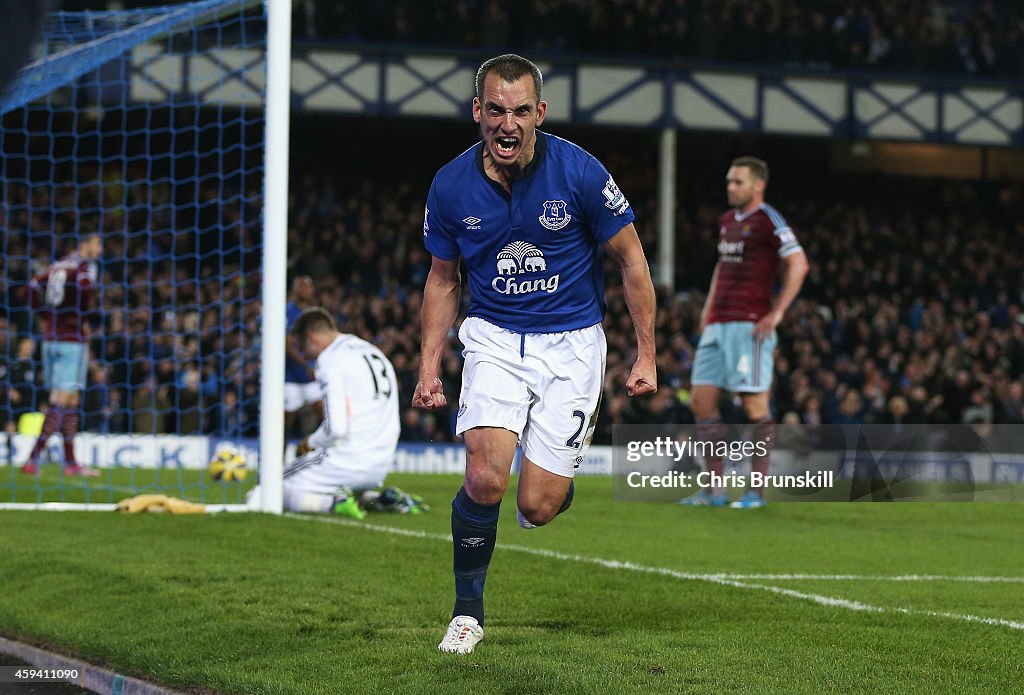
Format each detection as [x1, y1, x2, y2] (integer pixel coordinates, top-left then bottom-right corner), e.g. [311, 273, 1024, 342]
[462, 216, 481, 229]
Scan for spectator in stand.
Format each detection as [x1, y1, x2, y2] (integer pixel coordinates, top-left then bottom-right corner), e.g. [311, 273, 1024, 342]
[833, 390, 867, 425]
[996, 380, 1024, 424]
[82, 362, 118, 433]
[962, 387, 995, 425]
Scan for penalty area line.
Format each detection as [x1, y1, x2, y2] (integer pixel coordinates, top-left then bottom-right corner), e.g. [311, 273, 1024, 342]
[286, 514, 1024, 631]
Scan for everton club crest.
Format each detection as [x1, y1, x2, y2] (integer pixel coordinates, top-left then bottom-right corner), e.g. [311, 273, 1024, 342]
[539, 200, 571, 231]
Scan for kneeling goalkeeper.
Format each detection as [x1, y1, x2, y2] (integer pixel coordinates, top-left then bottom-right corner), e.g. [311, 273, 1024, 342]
[278, 307, 425, 518]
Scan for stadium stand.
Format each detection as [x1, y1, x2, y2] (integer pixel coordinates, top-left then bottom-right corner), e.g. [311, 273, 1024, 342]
[4, 128, 1023, 443]
[280, 0, 1024, 78]
[4, 0, 1021, 447]
[288, 140, 1024, 428]
[61, 0, 1024, 77]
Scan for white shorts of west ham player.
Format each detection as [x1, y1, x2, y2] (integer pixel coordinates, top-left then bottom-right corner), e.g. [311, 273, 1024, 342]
[282, 449, 390, 495]
[456, 316, 607, 478]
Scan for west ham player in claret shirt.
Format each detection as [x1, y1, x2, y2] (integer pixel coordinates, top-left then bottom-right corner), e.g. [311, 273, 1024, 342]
[682, 157, 809, 509]
[21, 232, 103, 477]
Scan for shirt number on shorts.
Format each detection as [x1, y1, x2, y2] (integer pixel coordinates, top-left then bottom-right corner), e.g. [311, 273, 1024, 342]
[736, 354, 750, 375]
[566, 410, 586, 449]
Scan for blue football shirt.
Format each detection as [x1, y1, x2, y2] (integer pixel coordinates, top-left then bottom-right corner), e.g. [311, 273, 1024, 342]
[423, 131, 635, 333]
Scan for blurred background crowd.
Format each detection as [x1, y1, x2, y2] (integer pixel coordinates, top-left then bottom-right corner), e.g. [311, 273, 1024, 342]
[3, 129, 1022, 442]
[282, 153, 1024, 443]
[286, 0, 1024, 78]
[57, 0, 1024, 78]
[0, 165, 263, 437]
[2, 0, 1022, 444]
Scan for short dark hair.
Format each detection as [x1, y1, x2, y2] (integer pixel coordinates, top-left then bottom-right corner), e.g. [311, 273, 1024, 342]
[731, 156, 769, 183]
[289, 307, 337, 348]
[475, 54, 543, 103]
[290, 274, 313, 290]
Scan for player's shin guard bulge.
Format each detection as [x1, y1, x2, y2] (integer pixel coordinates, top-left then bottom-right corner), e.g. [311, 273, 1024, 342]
[451, 486, 500, 626]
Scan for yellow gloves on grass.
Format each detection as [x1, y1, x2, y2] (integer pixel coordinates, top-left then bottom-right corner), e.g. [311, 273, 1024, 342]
[116, 494, 206, 514]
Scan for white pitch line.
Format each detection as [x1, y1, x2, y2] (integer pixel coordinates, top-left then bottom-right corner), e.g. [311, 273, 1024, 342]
[703, 573, 1024, 584]
[708, 578, 883, 612]
[893, 608, 1024, 631]
[283, 514, 1024, 585]
[286, 514, 1024, 631]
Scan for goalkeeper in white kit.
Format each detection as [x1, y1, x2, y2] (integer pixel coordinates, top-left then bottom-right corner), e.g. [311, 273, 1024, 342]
[260, 307, 426, 518]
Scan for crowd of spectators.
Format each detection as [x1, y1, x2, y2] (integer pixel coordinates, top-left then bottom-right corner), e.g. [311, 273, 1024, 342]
[53, 0, 1024, 79]
[1, 1, 1017, 455]
[2, 129, 1023, 445]
[1, 163, 264, 438]
[280, 154, 1024, 443]
[287, 0, 1024, 79]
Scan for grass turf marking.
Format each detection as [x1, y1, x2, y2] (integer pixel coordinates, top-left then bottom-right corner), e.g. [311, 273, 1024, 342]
[284, 513, 1024, 631]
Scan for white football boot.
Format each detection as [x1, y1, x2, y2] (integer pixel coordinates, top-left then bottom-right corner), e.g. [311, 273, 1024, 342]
[438, 615, 484, 654]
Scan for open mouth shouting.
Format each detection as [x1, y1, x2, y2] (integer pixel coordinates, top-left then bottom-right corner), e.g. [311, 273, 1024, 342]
[493, 135, 520, 160]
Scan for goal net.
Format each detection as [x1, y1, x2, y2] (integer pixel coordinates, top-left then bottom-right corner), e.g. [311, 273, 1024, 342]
[1, 0, 273, 510]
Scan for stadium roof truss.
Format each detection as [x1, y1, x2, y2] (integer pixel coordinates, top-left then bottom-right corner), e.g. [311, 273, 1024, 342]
[21, 40, 1024, 147]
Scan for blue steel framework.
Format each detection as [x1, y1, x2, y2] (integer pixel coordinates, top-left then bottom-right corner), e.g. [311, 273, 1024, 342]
[126, 45, 1023, 147]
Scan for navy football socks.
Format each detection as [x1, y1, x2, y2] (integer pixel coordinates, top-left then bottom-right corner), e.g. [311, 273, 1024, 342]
[451, 486, 500, 625]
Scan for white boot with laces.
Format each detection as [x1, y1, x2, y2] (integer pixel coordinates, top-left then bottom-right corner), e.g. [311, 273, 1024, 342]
[437, 615, 484, 654]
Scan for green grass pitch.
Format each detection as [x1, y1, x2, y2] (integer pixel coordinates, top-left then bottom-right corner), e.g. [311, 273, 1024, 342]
[0, 473, 1021, 694]
[2, 463, 256, 505]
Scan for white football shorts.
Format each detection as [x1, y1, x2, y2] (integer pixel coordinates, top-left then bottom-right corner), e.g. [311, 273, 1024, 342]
[456, 316, 607, 478]
[282, 449, 389, 495]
